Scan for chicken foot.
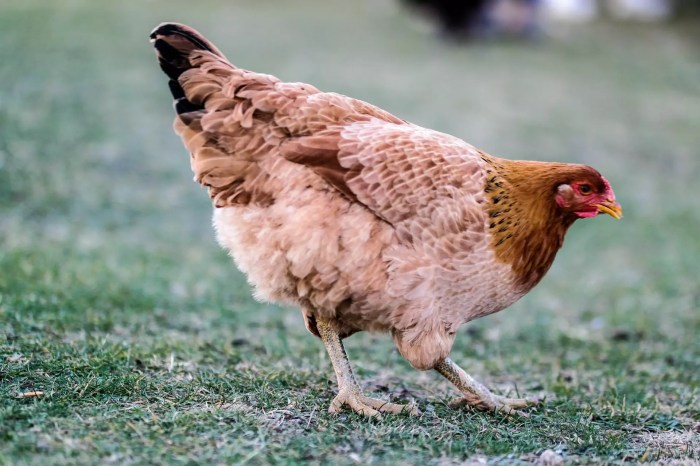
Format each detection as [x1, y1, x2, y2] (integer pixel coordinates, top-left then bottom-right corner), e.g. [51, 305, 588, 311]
[434, 358, 539, 416]
[317, 319, 419, 417]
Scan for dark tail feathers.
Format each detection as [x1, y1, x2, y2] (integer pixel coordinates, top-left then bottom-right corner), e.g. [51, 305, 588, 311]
[150, 23, 226, 115]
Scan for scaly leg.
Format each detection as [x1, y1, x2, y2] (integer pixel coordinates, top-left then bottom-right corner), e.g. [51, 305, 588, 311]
[435, 358, 540, 416]
[317, 319, 419, 417]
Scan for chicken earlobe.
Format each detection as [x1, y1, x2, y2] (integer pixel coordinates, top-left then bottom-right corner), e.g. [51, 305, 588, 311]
[316, 319, 419, 417]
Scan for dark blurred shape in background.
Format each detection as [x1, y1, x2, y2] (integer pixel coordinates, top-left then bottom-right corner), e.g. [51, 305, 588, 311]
[401, 0, 488, 40]
[402, 0, 541, 40]
[402, 0, 695, 41]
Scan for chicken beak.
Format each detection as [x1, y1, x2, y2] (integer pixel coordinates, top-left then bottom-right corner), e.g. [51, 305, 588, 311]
[595, 199, 623, 219]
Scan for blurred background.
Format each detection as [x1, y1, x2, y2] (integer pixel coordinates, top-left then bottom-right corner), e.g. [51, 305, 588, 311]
[1, 0, 698, 462]
[404, 0, 699, 40]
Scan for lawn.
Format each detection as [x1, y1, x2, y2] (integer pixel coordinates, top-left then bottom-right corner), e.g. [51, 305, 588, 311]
[1, 0, 699, 464]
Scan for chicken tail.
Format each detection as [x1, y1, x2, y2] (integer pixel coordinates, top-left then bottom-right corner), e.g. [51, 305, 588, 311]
[149, 22, 228, 115]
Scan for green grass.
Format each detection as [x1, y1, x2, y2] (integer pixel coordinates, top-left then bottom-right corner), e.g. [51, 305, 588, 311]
[1, 0, 699, 464]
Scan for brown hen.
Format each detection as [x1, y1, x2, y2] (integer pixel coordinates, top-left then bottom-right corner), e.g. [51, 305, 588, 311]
[150, 23, 622, 417]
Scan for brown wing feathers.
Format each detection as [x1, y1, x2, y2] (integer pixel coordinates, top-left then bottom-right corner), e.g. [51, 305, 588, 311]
[281, 131, 360, 203]
[149, 23, 411, 212]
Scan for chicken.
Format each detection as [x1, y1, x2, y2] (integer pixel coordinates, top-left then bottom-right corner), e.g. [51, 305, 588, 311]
[150, 23, 622, 417]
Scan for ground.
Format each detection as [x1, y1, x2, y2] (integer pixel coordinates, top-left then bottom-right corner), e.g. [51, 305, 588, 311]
[1, 0, 699, 464]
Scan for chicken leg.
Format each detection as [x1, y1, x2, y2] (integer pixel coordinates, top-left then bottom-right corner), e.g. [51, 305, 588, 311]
[435, 358, 540, 415]
[317, 319, 419, 417]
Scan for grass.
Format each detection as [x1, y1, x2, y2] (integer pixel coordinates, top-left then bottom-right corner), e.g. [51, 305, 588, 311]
[1, 0, 699, 464]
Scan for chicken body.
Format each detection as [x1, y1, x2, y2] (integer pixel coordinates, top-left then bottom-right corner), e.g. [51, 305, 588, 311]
[150, 23, 622, 417]
[212, 120, 526, 371]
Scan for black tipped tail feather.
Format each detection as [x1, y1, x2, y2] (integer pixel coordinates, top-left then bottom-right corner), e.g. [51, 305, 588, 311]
[150, 22, 227, 115]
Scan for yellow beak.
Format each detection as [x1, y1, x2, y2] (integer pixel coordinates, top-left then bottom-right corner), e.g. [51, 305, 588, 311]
[595, 200, 623, 219]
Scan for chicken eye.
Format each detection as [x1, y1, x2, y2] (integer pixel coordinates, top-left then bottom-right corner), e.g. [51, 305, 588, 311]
[579, 184, 593, 195]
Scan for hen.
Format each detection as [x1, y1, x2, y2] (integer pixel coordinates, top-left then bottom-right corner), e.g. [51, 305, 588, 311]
[150, 23, 622, 417]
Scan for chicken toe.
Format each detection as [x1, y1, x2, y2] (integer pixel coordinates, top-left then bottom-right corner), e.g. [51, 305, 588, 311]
[330, 390, 418, 417]
[435, 357, 539, 416]
[360, 395, 420, 415]
[447, 393, 536, 417]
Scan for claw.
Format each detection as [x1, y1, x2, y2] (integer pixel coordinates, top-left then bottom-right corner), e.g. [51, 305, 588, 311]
[494, 394, 543, 408]
[449, 393, 540, 417]
[362, 396, 421, 416]
[329, 392, 381, 417]
[329, 390, 420, 417]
